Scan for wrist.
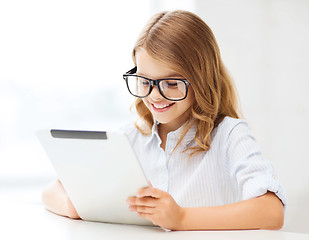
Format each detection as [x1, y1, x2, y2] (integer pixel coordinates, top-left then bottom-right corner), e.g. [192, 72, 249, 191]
[177, 207, 187, 231]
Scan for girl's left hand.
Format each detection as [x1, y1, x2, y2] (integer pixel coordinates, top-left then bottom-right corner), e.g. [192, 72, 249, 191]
[127, 187, 184, 230]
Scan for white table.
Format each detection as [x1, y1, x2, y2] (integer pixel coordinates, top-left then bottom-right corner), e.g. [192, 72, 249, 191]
[1, 200, 309, 240]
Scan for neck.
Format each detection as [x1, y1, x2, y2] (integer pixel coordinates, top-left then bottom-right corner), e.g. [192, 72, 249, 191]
[159, 113, 192, 135]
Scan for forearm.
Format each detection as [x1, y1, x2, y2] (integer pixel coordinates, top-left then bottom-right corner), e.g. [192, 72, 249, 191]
[180, 192, 284, 230]
[42, 180, 80, 219]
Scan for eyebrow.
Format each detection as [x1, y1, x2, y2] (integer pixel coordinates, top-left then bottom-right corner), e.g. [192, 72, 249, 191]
[136, 72, 183, 79]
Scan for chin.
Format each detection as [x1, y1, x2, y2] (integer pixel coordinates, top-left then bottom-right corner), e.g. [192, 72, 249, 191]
[153, 116, 173, 125]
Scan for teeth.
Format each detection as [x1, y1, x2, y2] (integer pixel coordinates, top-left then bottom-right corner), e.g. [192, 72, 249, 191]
[153, 103, 172, 109]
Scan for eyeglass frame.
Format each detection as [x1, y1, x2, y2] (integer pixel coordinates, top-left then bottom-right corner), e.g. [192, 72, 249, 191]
[123, 67, 191, 101]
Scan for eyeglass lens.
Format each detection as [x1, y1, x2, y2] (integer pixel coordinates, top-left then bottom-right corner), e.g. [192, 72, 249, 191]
[126, 76, 187, 100]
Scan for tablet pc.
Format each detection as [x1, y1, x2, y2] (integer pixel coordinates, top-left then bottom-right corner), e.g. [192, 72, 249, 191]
[37, 129, 153, 226]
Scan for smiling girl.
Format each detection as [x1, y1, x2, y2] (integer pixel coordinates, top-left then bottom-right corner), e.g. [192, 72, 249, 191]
[42, 10, 286, 230]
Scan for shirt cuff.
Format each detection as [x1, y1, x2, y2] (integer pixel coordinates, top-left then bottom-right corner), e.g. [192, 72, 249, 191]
[242, 175, 287, 207]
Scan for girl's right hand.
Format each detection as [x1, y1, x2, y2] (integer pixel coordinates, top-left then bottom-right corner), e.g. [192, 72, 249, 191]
[42, 180, 80, 219]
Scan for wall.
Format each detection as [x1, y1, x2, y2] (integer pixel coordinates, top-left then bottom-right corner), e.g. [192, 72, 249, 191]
[0, 0, 152, 179]
[195, 0, 309, 234]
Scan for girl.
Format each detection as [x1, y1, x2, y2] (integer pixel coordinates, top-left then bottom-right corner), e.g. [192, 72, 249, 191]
[42, 10, 286, 230]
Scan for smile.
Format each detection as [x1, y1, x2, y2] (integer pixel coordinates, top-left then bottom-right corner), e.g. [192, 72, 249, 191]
[151, 102, 175, 112]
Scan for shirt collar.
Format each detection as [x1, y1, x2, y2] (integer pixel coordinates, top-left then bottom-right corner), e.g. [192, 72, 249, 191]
[145, 120, 196, 148]
[145, 121, 161, 146]
[171, 121, 196, 147]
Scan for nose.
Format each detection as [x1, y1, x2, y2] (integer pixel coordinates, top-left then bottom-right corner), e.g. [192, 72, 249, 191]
[148, 86, 163, 101]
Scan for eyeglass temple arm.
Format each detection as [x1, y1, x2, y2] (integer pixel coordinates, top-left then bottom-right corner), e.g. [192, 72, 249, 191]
[126, 66, 137, 74]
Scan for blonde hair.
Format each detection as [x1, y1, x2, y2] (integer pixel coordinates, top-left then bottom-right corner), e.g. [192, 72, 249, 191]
[132, 10, 240, 156]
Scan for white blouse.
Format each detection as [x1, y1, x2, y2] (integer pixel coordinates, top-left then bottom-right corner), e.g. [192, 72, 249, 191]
[121, 117, 286, 208]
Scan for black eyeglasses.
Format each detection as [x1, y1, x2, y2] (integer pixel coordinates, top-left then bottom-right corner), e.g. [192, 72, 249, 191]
[123, 67, 190, 101]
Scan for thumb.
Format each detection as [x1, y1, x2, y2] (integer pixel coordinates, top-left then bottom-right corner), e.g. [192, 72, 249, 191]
[148, 180, 153, 187]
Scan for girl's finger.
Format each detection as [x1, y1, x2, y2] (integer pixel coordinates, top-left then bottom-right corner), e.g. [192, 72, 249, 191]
[129, 205, 155, 215]
[127, 196, 157, 207]
[136, 187, 162, 198]
[137, 212, 156, 224]
[135, 205, 155, 214]
[135, 196, 157, 207]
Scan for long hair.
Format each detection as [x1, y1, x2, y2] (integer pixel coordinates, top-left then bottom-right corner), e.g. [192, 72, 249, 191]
[132, 10, 240, 156]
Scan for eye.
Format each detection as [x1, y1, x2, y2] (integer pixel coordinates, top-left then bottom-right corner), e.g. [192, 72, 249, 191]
[141, 80, 149, 85]
[167, 82, 178, 87]
[138, 78, 150, 86]
[162, 80, 179, 88]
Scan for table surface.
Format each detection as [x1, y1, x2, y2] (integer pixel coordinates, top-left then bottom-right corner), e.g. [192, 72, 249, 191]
[1, 200, 309, 240]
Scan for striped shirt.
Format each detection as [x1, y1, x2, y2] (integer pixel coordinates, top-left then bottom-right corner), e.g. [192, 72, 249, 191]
[121, 116, 286, 207]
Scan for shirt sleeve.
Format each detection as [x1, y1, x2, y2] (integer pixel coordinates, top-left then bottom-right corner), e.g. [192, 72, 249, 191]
[225, 120, 287, 206]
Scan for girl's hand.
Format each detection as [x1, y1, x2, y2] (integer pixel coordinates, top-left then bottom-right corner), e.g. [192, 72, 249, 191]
[42, 180, 80, 219]
[127, 187, 184, 230]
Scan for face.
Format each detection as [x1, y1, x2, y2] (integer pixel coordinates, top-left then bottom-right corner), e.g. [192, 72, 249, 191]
[135, 48, 195, 132]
